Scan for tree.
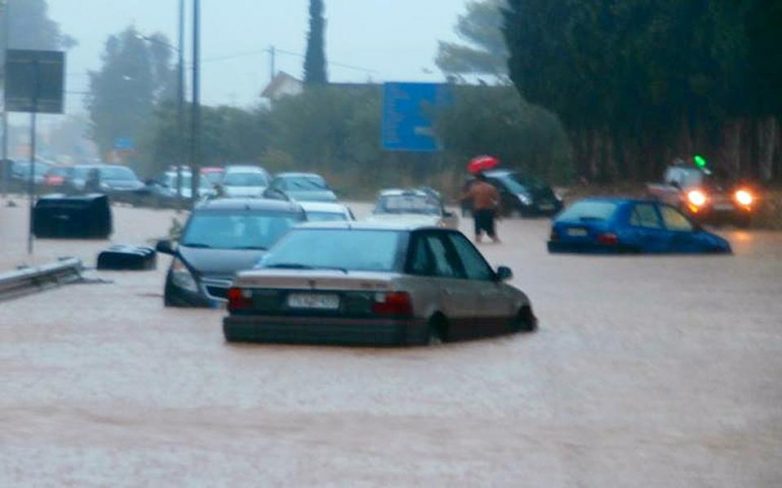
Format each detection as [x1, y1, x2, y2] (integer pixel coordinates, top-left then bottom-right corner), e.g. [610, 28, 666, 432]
[303, 0, 328, 85]
[436, 0, 509, 81]
[1, 0, 75, 50]
[86, 26, 175, 159]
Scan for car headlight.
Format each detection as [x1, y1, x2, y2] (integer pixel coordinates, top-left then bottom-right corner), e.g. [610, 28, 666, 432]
[518, 193, 532, 205]
[687, 190, 707, 207]
[734, 189, 753, 207]
[170, 258, 198, 293]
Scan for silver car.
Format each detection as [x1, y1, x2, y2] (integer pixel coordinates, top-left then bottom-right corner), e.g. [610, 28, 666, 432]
[366, 188, 459, 229]
[223, 222, 536, 345]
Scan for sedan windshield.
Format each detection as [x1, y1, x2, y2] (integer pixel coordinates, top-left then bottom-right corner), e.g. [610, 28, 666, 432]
[376, 195, 441, 215]
[181, 211, 301, 250]
[223, 172, 268, 187]
[283, 176, 327, 190]
[262, 229, 402, 272]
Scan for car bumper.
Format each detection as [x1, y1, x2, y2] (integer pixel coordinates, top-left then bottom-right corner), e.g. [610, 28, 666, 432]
[164, 278, 225, 308]
[223, 315, 428, 346]
[547, 241, 635, 254]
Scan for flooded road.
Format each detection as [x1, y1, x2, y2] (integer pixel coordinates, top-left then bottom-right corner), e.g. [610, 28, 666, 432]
[2, 203, 781, 486]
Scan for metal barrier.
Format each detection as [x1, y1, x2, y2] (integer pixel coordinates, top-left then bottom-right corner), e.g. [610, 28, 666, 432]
[0, 258, 84, 302]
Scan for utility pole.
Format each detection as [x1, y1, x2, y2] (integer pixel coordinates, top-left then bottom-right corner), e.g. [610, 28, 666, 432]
[176, 0, 184, 211]
[268, 45, 276, 82]
[189, 0, 201, 207]
[1, 0, 10, 199]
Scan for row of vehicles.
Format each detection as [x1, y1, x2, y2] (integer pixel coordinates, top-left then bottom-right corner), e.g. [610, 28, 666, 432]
[154, 174, 535, 345]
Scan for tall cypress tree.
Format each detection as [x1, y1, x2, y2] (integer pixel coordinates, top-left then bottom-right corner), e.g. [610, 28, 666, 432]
[303, 0, 328, 85]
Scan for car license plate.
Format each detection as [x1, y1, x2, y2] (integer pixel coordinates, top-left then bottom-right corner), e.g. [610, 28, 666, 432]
[287, 293, 340, 310]
[714, 203, 734, 211]
[567, 228, 588, 237]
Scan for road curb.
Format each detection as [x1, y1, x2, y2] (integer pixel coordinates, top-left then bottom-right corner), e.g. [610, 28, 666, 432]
[0, 258, 84, 302]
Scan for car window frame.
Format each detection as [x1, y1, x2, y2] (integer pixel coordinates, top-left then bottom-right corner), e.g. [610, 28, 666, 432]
[629, 202, 664, 230]
[658, 204, 696, 232]
[446, 232, 496, 281]
[408, 230, 467, 280]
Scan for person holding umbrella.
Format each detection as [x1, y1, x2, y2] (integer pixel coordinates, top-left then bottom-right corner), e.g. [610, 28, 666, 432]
[462, 158, 502, 243]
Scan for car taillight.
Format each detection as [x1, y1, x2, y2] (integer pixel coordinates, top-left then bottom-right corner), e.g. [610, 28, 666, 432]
[734, 189, 753, 207]
[227, 287, 252, 312]
[597, 232, 619, 246]
[371, 291, 413, 317]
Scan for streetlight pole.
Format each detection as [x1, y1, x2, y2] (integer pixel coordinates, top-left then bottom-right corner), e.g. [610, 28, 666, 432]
[176, 0, 185, 211]
[189, 0, 200, 207]
[1, 0, 10, 199]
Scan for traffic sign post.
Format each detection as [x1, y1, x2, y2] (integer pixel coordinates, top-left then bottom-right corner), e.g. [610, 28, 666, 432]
[5, 50, 65, 254]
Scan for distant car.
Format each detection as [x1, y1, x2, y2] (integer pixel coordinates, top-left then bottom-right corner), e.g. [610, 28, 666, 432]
[63, 164, 145, 198]
[11, 160, 52, 187]
[547, 198, 732, 254]
[42, 165, 70, 190]
[200, 166, 225, 186]
[646, 164, 758, 228]
[136, 170, 217, 206]
[299, 201, 355, 222]
[219, 165, 271, 198]
[156, 198, 306, 307]
[462, 170, 563, 217]
[366, 188, 459, 229]
[223, 222, 536, 345]
[264, 172, 337, 202]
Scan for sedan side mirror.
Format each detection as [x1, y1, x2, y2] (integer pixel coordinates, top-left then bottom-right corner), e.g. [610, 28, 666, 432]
[495, 266, 513, 281]
[156, 239, 176, 255]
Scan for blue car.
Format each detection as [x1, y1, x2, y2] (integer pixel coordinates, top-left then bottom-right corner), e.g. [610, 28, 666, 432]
[547, 198, 732, 254]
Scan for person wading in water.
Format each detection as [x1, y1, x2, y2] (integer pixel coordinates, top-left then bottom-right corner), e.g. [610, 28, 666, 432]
[462, 172, 501, 243]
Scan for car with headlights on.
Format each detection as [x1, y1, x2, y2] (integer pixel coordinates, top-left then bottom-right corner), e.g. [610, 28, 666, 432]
[547, 197, 731, 254]
[366, 188, 459, 229]
[156, 198, 306, 307]
[223, 222, 536, 345]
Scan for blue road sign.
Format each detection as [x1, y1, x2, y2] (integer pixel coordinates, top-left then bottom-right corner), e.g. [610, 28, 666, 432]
[381, 82, 451, 152]
[114, 137, 135, 151]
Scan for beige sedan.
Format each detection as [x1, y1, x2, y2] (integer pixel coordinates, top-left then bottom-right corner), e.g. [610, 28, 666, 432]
[223, 222, 536, 346]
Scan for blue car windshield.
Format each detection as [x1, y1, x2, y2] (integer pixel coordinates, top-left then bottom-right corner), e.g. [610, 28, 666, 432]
[558, 201, 618, 222]
[261, 229, 402, 272]
[181, 211, 301, 250]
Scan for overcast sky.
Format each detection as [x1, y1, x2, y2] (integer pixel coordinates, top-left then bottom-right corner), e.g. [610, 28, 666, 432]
[46, 0, 469, 113]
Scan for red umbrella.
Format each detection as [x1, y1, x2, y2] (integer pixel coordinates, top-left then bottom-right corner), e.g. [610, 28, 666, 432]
[467, 155, 500, 174]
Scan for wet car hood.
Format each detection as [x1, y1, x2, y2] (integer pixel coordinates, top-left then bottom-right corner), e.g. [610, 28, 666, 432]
[178, 246, 268, 277]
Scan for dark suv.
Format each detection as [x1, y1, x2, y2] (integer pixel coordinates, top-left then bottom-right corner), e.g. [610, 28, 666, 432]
[462, 170, 563, 217]
[156, 198, 306, 307]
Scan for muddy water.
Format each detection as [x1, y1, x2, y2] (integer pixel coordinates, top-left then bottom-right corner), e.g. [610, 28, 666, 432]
[1, 203, 781, 486]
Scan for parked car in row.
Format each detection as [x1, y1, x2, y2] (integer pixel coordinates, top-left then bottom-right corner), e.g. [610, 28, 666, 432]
[547, 198, 732, 254]
[219, 165, 271, 198]
[223, 222, 536, 345]
[135, 169, 217, 206]
[156, 198, 306, 307]
[298, 201, 355, 222]
[367, 188, 458, 229]
[462, 169, 563, 217]
[264, 172, 337, 202]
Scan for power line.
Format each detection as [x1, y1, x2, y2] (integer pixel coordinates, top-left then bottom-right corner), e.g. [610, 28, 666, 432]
[201, 46, 378, 74]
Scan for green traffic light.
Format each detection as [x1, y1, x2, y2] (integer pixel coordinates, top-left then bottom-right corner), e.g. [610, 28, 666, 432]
[694, 155, 708, 169]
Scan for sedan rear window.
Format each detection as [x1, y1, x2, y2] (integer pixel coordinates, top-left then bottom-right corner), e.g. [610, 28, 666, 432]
[262, 229, 402, 272]
[557, 201, 618, 222]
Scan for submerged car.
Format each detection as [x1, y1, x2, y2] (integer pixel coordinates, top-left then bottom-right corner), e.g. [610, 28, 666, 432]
[223, 222, 536, 345]
[264, 172, 338, 202]
[547, 198, 732, 254]
[462, 170, 563, 217]
[366, 188, 459, 229]
[156, 198, 306, 307]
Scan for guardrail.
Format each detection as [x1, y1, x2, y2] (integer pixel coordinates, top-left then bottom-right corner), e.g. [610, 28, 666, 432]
[0, 258, 84, 302]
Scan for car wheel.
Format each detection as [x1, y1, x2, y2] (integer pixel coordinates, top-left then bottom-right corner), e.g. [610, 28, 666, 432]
[425, 316, 447, 345]
[510, 306, 537, 333]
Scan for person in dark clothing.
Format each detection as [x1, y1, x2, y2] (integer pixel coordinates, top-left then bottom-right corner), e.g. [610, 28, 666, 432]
[462, 172, 501, 243]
